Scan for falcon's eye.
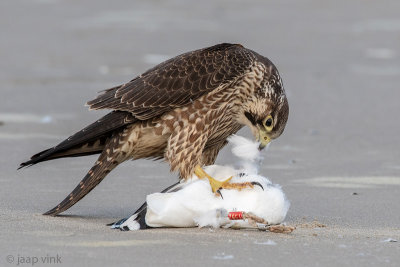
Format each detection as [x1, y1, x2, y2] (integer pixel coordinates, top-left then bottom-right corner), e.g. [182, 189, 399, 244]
[263, 115, 274, 131]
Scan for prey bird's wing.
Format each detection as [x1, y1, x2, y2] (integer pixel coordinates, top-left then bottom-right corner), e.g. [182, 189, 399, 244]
[109, 181, 184, 230]
[87, 43, 255, 120]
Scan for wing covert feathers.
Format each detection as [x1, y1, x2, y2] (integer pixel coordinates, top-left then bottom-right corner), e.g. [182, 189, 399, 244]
[87, 43, 255, 120]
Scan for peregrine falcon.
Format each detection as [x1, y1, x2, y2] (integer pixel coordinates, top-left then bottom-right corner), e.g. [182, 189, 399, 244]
[19, 43, 289, 216]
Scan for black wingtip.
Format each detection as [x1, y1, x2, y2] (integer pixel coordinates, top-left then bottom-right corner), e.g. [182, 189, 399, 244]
[18, 162, 32, 170]
[18, 150, 51, 170]
[108, 218, 128, 228]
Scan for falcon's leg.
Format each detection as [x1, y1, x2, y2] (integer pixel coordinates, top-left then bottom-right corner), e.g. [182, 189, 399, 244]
[194, 165, 258, 194]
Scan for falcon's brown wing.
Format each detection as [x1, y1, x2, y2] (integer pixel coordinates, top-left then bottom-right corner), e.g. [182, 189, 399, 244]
[87, 43, 256, 120]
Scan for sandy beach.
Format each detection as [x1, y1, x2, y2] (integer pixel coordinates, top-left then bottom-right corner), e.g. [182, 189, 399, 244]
[1, 0, 399, 266]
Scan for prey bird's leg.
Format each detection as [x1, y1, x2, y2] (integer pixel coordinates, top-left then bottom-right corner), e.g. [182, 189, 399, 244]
[221, 181, 263, 190]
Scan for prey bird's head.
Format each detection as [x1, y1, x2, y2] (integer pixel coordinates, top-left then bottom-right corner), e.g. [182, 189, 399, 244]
[239, 64, 289, 150]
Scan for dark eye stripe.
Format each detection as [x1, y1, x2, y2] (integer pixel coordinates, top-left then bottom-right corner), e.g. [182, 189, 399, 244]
[244, 112, 264, 126]
[244, 112, 257, 125]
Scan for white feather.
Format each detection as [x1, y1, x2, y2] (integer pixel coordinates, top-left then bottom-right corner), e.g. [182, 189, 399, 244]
[229, 134, 260, 161]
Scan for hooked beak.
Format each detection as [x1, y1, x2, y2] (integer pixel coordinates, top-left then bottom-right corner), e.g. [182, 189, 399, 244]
[258, 130, 271, 150]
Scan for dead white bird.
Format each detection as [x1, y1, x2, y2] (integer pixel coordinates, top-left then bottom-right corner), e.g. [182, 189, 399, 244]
[110, 135, 290, 231]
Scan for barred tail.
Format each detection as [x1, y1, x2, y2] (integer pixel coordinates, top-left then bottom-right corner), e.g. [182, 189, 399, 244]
[19, 111, 136, 169]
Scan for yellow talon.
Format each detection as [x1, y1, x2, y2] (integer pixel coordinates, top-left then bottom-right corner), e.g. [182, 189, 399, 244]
[194, 165, 233, 193]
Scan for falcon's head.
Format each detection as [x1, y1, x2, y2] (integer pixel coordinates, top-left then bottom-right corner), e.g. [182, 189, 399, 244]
[239, 68, 289, 150]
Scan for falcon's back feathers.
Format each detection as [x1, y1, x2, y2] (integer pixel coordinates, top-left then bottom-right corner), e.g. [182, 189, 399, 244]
[87, 43, 257, 120]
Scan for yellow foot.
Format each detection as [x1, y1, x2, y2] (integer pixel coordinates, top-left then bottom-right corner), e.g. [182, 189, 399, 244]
[194, 165, 232, 193]
[194, 165, 261, 195]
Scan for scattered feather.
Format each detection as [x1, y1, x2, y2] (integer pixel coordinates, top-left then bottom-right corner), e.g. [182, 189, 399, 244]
[381, 238, 398, 243]
[254, 240, 277, 246]
[213, 253, 234, 260]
